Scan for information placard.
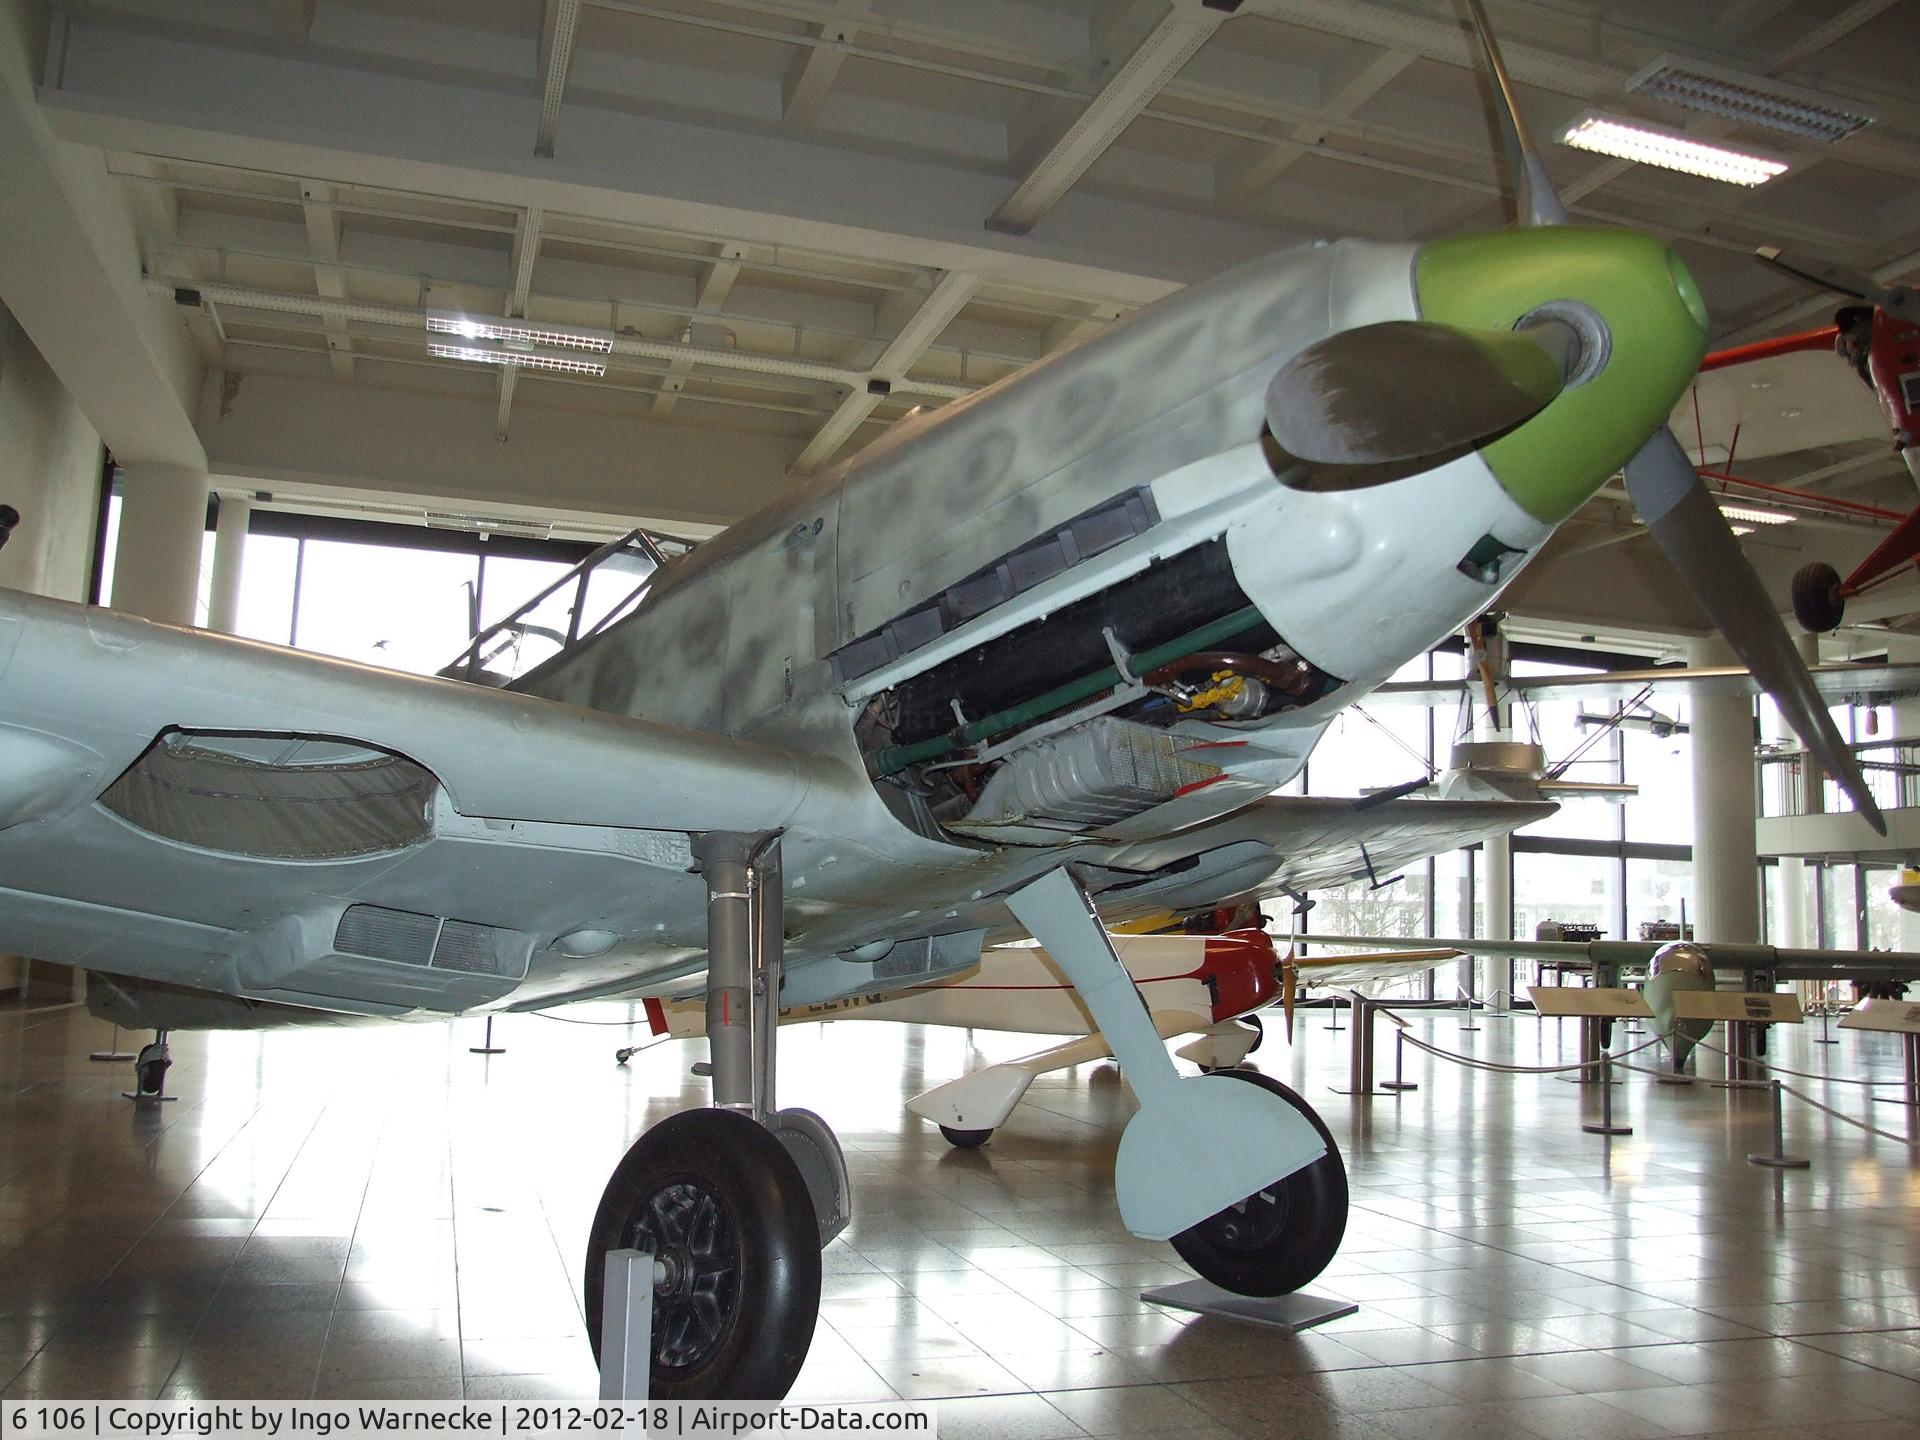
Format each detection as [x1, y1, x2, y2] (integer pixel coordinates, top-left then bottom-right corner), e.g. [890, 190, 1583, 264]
[1670, 991, 1803, 1024]
[1527, 985, 1652, 1018]
[1838, 997, 1920, 1034]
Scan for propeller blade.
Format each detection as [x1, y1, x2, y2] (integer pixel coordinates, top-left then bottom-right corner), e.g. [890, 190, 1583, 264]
[1266, 319, 1574, 466]
[1463, 0, 1569, 226]
[1282, 958, 1296, 1045]
[1623, 428, 1886, 834]
[1755, 246, 1919, 322]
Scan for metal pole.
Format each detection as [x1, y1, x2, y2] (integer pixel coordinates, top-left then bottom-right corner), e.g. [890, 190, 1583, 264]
[1381, 1024, 1417, 1092]
[1583, 1050, 1631, 1135]
[1748, 1079, 1809, 1168]
[90, 1025, 135, 1063]
[1327, 996, 1344, 1032]
[1814, 1004, 1838, 1046]
[469, 1015, 505, 1055]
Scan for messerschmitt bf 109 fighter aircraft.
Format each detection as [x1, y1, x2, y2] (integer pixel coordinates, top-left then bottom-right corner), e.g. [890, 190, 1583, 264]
[0, 1, 1891, 1401]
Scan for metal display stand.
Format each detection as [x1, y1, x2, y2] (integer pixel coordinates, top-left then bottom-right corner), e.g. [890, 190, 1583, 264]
[598, 1248, 660, 1401]
[1331, 992, 1382, 1095]
[1143, 1279, 1356, 1331]
[1529, 986, 1649, 1087]
[1840, 1000, 1920, 1109]
[1748, 1079, 1809, 1169]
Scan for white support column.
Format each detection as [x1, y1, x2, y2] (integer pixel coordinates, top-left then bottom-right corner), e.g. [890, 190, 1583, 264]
[1689, 636, 1760, 943]
[111, 461, 207, 626]
[206, 494, 250, 634]
[1887, 636, 1920, 952]
[1469, 624, 1512, 1008]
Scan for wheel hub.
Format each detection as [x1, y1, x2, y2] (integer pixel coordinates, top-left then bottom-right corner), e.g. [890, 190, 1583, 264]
[626, 1177, 740, 1373]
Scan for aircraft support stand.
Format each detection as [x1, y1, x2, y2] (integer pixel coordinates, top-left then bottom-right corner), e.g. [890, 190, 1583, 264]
[1582, 1052, 1631, 1136]
[1748, 1080, 1809, 1169]
[1333, 992, 1382, 1095]
[598, 1249, 662, 1401]
[1141, 1279, 1357, 1333]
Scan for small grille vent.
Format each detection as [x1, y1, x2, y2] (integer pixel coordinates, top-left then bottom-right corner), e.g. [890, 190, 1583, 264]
[334, 906, 514, 978]
[336, 906, 438, 966]
[433, 920, 508, 976]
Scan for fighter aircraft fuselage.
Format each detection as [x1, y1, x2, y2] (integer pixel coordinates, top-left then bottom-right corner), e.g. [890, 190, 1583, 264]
[507, 226, 1706, 980]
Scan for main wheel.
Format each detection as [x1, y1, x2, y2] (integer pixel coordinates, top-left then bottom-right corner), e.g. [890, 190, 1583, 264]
[584, 1109, 821, 1400]
[1169, 1069, 1347, 1297]
[1791, 561, 1845, 633]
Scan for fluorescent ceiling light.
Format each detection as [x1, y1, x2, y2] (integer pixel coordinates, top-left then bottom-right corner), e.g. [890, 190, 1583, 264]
[426, 310, 612, 353]
[1718, 503, 1793, 526]
[427, 341, 607, 376]
[1560, 113, 1788, 187]
[1626, 55, 1874, 144]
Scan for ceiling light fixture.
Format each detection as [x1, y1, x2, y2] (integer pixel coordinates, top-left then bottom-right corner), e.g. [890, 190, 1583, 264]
[426, 310, 612, 353]
[427, 340, 608, 376]
[1625, 55, 1875, 144]
[1718, 502, 1793, 526]
[1559, 113, 1788, 186]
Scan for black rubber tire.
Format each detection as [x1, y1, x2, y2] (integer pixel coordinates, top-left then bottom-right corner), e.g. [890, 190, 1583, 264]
[584, 1109, 820, 1400]
[1169, 1069, 1347, 1298]
[134, 1043, 170, 1097]
[1791, 561, 1845, 634]
[939, 1125, 992, 1149]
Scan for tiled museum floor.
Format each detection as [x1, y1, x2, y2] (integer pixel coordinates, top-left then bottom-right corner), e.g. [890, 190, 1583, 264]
[3, 995, 1919, 1439]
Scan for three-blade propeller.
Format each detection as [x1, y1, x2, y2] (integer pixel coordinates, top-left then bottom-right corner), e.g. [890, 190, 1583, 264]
[1422, 0, 1886, 833]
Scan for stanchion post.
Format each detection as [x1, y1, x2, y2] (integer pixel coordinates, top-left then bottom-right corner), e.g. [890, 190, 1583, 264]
[1748, 1079, 1809, 1169]
[1814, 1005, 1838, 1047]
[1381, 1024, 1417, 1092]
[89, 1024, 135, 1064]
[1327, 996, 1344, 1033]
[470, 1015, 505, 1056]
[1582, 1050, 1631, 1136]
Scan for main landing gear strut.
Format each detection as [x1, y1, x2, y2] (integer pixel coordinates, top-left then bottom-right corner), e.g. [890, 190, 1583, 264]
[583, 834, 850, 1400]
[1005, 870, 1348, 1298]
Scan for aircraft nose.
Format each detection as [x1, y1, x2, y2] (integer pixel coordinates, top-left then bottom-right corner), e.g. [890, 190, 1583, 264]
[1414, 227, 1709, 523]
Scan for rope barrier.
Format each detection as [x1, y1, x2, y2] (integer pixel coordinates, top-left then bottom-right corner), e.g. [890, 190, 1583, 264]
[1779, 1082, 1916, 1145]
[1687, 1034, 1900, 1089]
[1398, 1028, 1667, 1075]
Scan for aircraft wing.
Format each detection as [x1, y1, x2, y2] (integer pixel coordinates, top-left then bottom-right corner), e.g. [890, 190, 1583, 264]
[1294, 932, 1920, 985]
[1292, 948, 1462, 991]
[1369, 662, 1920, 708]
[0, 589, 845, 1019]
[1102, 793, 1555, 905]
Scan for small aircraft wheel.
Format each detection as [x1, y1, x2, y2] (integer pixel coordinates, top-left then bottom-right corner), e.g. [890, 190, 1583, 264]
[1791, 561, 1845, 633]
[133, 1042, 170, 1097]
[939, 1125, 992, 1149]
[585, 1108, 820, 1400]
[1170, 1069, 1347, 1298]
[1238, 1014, 1265, 1055]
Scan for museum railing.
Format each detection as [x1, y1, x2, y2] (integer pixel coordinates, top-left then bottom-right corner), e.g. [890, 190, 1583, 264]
[1759, 739, 1920, 819]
